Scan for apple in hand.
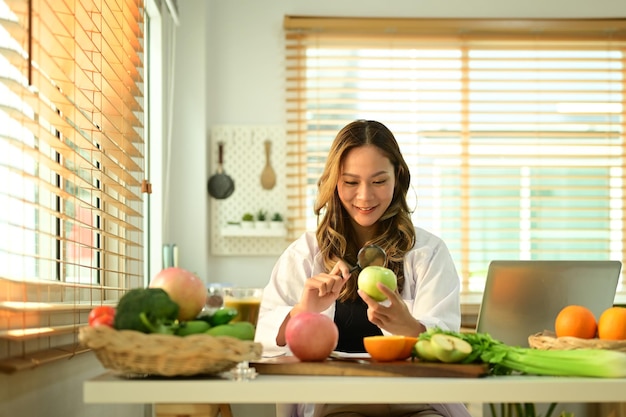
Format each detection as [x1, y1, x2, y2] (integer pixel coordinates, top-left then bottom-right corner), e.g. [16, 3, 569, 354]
[286, 312, 339, 361]
[357, 266, 397, 302]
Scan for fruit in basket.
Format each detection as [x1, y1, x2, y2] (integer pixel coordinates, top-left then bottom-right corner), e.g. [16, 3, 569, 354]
[150, 267, 207, 321]
[206, 321, 256, 340]
[286, 312, 338, 361]
[597, 306, 626, 340]
[88, 305, 116, 327]
[357, 266, 397, 302]
[555, 305, 597, 339]
[176, 320, 211, 336]
[206, 307, 239, 326]
[114, 288, 179, 334]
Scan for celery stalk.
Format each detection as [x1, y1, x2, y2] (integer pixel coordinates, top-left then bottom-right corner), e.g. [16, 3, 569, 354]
[499, 348, 626, 378]
[420, 328, 626, 378]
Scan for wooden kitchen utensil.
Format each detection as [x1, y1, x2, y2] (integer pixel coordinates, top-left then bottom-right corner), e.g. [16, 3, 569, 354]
[208, 141, 235, 199]
[260, 140, 276, 190]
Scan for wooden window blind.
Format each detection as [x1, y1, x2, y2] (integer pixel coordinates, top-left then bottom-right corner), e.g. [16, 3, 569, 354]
[0, 0, 145, 372]
[284, 17, 626, 295]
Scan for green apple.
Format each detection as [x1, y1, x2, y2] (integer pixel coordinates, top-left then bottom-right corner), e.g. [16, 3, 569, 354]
[415, 340, 439, 361]
[429, 333, 472, 363]
[357, 266, 397, 302]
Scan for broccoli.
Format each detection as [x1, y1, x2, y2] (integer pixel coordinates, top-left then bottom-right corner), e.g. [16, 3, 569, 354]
[113, 288, 180, 334]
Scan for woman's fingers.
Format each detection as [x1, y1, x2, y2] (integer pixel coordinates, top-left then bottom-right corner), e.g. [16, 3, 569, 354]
[329, 260, 352, 280]
[358, 282, 397, 307]
[298, 261, 351, 312]
[376, 282, 401, 302]
[305, 273, 346, 296]
[359, 284, 406, 326]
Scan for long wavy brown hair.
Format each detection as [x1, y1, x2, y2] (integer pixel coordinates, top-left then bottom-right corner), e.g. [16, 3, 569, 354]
[314, 120, 416, 301]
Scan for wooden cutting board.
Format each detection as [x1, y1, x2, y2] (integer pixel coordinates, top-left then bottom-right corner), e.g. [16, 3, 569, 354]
[251, 356, 488, 378]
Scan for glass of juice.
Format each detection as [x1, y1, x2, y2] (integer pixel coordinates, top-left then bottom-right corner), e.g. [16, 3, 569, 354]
[221, 287, 263, 380]
[222, 287, 263, 327]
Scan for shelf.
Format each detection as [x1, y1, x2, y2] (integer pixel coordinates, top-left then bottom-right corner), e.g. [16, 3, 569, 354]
[220, 225, 287, 237]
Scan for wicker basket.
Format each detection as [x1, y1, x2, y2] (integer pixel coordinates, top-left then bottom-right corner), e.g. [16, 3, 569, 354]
[79, 325, 263, 376]
[528, 331, 626, 352]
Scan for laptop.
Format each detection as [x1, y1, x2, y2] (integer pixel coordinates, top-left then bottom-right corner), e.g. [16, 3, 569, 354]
[475, 260, 621, 347]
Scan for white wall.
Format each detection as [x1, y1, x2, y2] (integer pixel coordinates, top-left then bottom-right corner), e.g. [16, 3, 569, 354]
[168, 0, 626, 287]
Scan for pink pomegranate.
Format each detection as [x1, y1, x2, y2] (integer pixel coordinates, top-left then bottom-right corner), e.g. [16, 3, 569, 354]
[149, 267, 206, 321]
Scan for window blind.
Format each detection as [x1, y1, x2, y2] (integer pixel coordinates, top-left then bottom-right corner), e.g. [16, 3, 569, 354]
[284, 17, 626, 295]
[0, 0, 145, 372]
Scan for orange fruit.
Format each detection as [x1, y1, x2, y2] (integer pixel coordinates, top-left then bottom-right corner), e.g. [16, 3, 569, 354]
[397, 336, 419, 360]
[363, 335, 406, 362]
[597, 306, 626, 340]
[554, 305, 597, 339]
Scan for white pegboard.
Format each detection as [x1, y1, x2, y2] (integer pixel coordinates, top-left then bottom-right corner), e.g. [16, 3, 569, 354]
[209, 125, 290, 256]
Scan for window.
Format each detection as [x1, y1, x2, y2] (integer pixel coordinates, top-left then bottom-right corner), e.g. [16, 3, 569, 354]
[284, 17, 626, 295]
[0, 0, 145, 371]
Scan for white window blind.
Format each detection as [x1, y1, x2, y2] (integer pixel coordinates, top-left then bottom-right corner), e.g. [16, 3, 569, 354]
[0, 0, 145, 372]
[284, 17, 626, 295]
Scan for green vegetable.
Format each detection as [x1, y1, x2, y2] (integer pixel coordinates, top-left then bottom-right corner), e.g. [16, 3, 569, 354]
[205, 307, 238, 326]
[206, 321, 256, 340]
[113, 288, 179, 334]
[176, 320, 211, 336]
[420, 327, 626, 378]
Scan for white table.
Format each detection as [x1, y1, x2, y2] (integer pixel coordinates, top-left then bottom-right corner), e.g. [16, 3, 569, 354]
[85, 372, 626, 404]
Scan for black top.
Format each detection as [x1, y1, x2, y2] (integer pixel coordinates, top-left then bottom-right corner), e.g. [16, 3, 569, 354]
[334, 297, 383, 352]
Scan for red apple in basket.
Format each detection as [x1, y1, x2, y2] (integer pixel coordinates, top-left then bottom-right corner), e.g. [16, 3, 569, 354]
[150, 267, 206, 321]
[286, 312, 339, 361]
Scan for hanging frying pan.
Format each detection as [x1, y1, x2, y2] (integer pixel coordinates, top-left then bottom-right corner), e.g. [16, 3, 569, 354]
[208, 141, 235, 199]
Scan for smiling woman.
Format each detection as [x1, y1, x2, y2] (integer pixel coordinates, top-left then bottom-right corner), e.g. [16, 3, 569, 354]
[0, 0, 146, 372]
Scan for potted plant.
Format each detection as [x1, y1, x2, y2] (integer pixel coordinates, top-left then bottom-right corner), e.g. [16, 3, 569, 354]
[241, 212, 255, 229]
[256, 209, 269, 228]
[270, 212, 284, 229]
[225, 220, 241, 231]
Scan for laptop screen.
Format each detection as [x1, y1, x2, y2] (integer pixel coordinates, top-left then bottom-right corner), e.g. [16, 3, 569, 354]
[475, 260, 621, 347]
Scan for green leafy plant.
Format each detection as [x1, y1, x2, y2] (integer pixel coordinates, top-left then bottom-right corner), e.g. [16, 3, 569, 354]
[257, 210, 268, 221]
[242, 213, 254, 221]
[271, 212, 283, 222]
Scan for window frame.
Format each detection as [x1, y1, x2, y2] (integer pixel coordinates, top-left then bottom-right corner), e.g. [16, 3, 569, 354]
[283, 17, 626, 296]
[0, 0, 148, 372]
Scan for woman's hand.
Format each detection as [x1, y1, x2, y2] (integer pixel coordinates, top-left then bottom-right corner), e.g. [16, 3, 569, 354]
[276, 260, 351, 346]
[295, 260, 352, 314]
[358, 283, 426, 337]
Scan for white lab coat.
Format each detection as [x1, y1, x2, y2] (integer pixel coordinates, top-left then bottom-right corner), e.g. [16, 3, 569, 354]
[255, 228, 472, 417]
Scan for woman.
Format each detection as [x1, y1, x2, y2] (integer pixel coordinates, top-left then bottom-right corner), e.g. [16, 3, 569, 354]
[255, 120, 470, 417]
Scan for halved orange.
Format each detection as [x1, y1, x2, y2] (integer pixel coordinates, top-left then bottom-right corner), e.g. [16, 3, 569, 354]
[363, 335, 406, 362]
[397, 336, 418, 360]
